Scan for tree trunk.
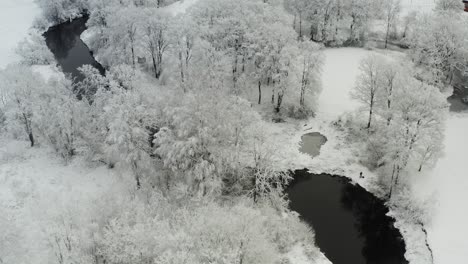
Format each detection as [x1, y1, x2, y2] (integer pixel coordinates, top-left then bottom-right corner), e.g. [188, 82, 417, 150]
[152, 54, 158, 79]
[275, 92, 283, 113]
[179, 50, 186, 91]
[385, 20, 390, 49]
[258, 81, 262, 104]
[23, 113, 34, 147]
[29, 132, 35, 147]
[131, 43, 135, 68]
[367, 105, 373, 129]
[299, 13, 303, 39]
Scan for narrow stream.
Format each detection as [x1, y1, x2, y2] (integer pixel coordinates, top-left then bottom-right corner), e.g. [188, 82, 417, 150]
[43, 15, 104, 82]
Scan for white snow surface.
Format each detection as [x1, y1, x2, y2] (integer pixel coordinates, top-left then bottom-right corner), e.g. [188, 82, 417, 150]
[0, 0, 41, 69]
[0, 139, 133, 264]
[317, 48, 365, 120]
[287, 244, 332, 264]
[163, 0, 199, 16]
[401, 0, 436, 15]
[411, 113, 468, 264]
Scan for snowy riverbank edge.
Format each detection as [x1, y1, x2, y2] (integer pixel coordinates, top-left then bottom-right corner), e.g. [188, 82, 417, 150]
[263, 115, 433, 264]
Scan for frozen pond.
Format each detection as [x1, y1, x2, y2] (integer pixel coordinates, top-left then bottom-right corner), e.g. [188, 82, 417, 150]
[299, 132, 327, 158]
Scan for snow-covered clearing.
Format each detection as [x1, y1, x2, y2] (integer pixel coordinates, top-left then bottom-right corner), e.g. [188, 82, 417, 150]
[401, 0, 436, 15]
[271, 48, 391, 189]
[410, 113, 468, 264]
[0, 0, 40, 68]
[164, 0, 199, 16]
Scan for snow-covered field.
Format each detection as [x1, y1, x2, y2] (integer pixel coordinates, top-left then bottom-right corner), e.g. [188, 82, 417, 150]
[164, 0, 199, 15]
[411, 114, 468, 264]
[317, 48, 363, 120]
[401, 0, 436, 15]
[0, 0, 40, 68]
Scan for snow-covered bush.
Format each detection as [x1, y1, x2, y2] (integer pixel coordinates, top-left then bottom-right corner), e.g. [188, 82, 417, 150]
[35, 0, 89, 24]
[406, 12, 468, 87]
[16, 32, 55, 66]
[35, 77, 86, 161]
[0, 64, 45, 147]
[98, 196, 316, 264]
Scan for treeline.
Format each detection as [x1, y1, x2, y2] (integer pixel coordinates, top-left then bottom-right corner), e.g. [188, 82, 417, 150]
[284, 0, 402, 47]
[84, 0, 324, 117]
[34, 0, 177, 24]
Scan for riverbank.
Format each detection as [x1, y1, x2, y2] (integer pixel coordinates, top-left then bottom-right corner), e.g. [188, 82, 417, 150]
[263, 47, 434, 264]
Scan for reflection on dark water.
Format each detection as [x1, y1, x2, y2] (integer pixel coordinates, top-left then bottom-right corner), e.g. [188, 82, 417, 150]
[448, 90, 468, 112]
[447, 69, 468, 112]
[43, 15, 105, 82]
[287, 170, 408, 264]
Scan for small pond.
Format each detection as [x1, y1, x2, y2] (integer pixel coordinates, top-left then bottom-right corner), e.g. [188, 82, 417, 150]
[43, 15, 105, 82]
[287, 170, 408, 264]
[299, 132, 327, 158]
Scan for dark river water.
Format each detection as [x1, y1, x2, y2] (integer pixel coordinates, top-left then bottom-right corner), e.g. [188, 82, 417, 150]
[43, 15, 104, 82]
[289, 133, 407, 264]
[288, 171, 408, 264]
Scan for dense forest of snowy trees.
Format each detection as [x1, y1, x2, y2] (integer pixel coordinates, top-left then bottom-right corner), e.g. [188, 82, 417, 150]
[1, 0, 467, 263]
[1, 0, 325, 263]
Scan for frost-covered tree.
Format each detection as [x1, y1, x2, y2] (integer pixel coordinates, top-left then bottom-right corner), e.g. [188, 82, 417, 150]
[35, 77, 86, 160]
[16, 32, 54, 65]
[351, 55, 385, 130]
[99, 7, 143, 67]
[170, 14, 197, 90]
[297, 40, 323, 111]
[406, 12, 468, 86]
[384, 79, 447, 197]
[142, 8, 172, 79]
[154, 87, 262, 196]
[35, 0, 88, 23]
[375, 59, 405, 125]
[98, 196, 316, 264]
[346, 0, 373, 45]
[0, 65, 44, 147]
[285, 0, 311, 38]
[435, 0, 463, 11]
[381, 0, 401, 49]
[401, 11, 418, 40]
